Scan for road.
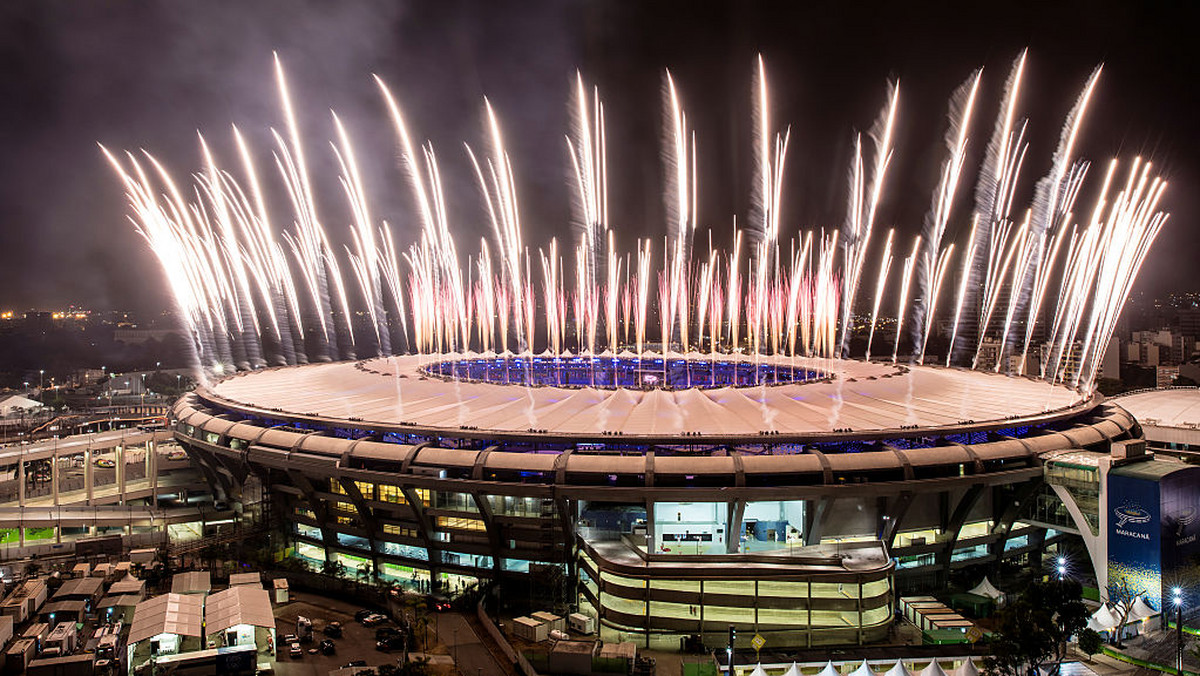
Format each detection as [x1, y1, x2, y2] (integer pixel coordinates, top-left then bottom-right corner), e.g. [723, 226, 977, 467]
[438, 611, 508, 676]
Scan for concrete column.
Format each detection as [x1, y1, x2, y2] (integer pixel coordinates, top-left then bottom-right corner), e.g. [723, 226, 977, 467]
[18, 458, 25, 507]
[148, 440, 158, 507]
[52, 445, 60, 507]
[85, 448, 94, 505]
[117, 445, 126, 505]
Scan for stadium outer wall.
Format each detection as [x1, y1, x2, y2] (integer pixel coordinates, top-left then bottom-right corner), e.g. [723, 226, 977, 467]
[170, 365, 1139, 649]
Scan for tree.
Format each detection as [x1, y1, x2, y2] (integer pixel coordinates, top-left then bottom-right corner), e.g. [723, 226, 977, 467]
[1076, 628, 1102, 662]
[321, 558, 346, 579]
[983, 579, 1089, 676]
[1106, 576, 1141, 647]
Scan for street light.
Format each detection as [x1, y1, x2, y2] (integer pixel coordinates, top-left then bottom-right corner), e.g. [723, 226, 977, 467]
[1056, 556, 1067, 581]
[1173, 588, 1183, 675]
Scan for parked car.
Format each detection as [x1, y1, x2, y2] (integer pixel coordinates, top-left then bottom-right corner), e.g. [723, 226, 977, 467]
[288, 643, 303, 659]
[375, 627, 401, 641]
[376, 635, 406, 651]
[323, 621, 343, 638]
[427, 595, 451, 612]
[344, 660, 368, 668]
[361, 613, 388, 626]
[319, 639, 336, 655]
[280, 634, 298, 646]
[353, 609, 373, 622]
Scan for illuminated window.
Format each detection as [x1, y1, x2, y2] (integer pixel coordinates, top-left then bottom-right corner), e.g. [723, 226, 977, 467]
[378, 485, 406, 504]
[435, 516, 486, 532]
[354, 481, 375, 500]
[382, 524, 418, 538]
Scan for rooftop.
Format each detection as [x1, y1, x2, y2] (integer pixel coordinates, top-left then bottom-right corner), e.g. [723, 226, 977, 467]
[1115, 387, 1200, 430]
[206, 354, 1087, 441]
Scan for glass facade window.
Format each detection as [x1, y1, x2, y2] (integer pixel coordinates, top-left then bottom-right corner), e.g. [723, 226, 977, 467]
[296, 523, 322, 540]
[296, 542, 324, 566]
[436, 516, 485, 531]
[1004, 534, 1030, 551]
[382, 524, 419, 538]
[434, 491, 478, 513]
[895, 528, 941, 547]
[294, 506, 316, 519]
[502, 558, 532, 573]
[951, 544, 990, 562]
[337, 533, 370, 550]
[378, 541, 429, 561]
[488, 495, 549, 518]
[378, 485, 406, 504]
[334, 501, 357, 515]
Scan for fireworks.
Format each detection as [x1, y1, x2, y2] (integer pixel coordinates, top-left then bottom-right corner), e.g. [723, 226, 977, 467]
[105, 52, 1167, 394]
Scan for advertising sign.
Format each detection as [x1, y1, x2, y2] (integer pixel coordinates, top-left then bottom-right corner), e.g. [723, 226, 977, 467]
[1107, 471, 1162, 609]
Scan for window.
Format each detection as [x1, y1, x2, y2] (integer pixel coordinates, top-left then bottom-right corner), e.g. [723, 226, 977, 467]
[382, 524, 418, 538]
[436, 516, 486, 532]
[378, 485, 406, 504]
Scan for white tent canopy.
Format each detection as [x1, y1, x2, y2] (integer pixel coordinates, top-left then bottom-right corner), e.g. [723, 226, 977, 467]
[955, 657, 979, 676]
[0, 394, 43, 417]
[1130, 597, 1159, 620]
[1087, 604, 1118, 632]
[919, 660, 949, 676]
[817, 660, 842, 676]
[782, 663, 804, 676]
[968, 576, 1004, 600]
[849, 660, 877, 676]
[747, 665, 768, 676]
[886, 661, 914, 676]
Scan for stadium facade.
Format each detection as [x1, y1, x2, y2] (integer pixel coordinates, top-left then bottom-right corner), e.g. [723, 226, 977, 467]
[171, 353, 1144, 649]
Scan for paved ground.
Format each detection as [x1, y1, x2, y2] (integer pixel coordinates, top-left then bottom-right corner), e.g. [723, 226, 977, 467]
[271, 591, 417, 676]
[437, 612, 498, 676]
[269, 590, 505, 676]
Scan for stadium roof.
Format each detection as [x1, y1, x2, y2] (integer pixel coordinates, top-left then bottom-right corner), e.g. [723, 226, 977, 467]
[1114, 388, 1200, 430]
[206, 354, 1087, 440]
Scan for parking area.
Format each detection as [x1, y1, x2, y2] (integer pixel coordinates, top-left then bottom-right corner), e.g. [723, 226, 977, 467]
[270, 590, 455, 676]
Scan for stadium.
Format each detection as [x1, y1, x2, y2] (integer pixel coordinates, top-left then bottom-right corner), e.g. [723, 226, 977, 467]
[170, 352, 1141, 649]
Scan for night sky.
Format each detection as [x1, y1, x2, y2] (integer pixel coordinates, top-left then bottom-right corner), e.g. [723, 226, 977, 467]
[0, 0, 1195, 315]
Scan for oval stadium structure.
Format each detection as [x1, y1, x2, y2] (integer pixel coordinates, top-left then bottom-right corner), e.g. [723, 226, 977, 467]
[172, 353, 1140, 649]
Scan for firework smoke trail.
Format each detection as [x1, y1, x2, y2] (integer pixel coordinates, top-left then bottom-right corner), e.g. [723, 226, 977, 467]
[893, 236, 922, 364]
[465, 100, 528, 352]
[972, 215, 1028, 368]
[915, 69, 981, 360]
[865, 229, 894, 362]
[956, 51, 1028, 365]
[332, 112, 390, 356]
[1016, 225, 1069, 374]
[727, 227, 743, 351]
[749, 57, 790, 358]
[1075, 160, 1166, 387]
[230, 124, 303, 365]
[195, 135, 264, 370]
[566, 73, 608, 352]
[604, 232, 621, 354]
[273, 54, 340, 361]
[917, 244, 955, 364]
[102, 148, 210, 382]
[1005, 67, 1102, 362]
[662, 70, 699, 353]
[839, 80, 899, 356]
[946, 217, 979, 367]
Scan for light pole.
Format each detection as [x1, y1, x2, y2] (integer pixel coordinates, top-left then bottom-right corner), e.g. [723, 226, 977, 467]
[39, 369, 44, 390]
[1173, 587, 1183, 675]
[1057, 556, 1067, 581]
